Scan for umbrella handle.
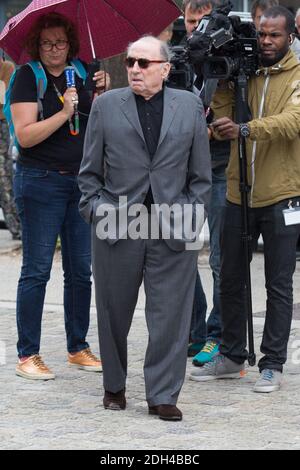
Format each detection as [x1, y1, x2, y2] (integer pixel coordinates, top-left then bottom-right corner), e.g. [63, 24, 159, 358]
[83, 0, 96, 60]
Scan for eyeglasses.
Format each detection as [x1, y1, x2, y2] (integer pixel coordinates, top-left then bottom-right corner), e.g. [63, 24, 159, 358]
[125, 57, 166, 69]
[39, 40, 69, 52]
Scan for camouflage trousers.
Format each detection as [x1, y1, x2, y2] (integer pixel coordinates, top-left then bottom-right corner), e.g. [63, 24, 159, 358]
[0, 119, 21, 239]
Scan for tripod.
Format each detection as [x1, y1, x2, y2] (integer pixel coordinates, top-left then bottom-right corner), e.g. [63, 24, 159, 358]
[233, 71, 256, 367]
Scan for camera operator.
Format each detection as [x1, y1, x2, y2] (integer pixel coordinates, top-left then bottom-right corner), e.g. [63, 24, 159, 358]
[251, 0, 278, 30]
[190, 6, 300, 392]
[184, 0, 214, 38]
[251, 0, 300, 250]
[183, 0, 229, 366]
[251, 0, 300, 61]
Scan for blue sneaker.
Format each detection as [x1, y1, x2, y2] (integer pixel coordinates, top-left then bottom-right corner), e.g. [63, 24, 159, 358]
[187, 342, 206, 358]
[193, 341, 219, 366]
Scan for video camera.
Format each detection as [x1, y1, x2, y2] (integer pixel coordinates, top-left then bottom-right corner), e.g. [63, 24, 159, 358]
[166, 1, 258, 90]
[166, 45, 194, 92]
[187, 1, 258, 80]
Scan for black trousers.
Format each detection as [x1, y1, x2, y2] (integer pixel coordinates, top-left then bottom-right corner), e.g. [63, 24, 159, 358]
[219, 198, 300, 372]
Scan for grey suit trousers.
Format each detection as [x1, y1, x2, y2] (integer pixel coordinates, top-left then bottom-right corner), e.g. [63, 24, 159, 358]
[92, 231, 198, 406]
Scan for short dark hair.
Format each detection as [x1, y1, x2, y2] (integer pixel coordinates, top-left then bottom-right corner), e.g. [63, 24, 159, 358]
[261, 5, 295, 34]
[25, 12, 80, 61]
[182, 0, 217, 13]
[251, 0, 279, 20]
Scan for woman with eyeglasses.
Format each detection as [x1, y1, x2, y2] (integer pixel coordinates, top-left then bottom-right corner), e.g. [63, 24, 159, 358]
[10, 12, 110, 381]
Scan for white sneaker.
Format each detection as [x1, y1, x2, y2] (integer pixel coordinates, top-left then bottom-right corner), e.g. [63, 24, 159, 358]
[253, 369, 282, 393]
[190, 354, 246, 382]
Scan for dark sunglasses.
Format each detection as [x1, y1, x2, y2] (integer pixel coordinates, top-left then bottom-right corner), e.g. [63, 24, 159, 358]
[125, 57, 166, 69]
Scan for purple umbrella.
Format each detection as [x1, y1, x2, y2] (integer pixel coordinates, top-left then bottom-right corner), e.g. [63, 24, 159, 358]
[0, 0, 180, 63]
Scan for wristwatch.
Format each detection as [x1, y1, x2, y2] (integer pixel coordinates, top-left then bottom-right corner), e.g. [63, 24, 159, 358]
[239, 123, 250, 138]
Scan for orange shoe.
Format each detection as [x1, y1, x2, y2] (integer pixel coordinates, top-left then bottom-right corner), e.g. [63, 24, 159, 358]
[68, 348, 102, 372]
[16, 355, 55, 381]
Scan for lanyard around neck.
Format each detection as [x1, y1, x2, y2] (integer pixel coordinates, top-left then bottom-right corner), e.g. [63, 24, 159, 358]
[52, 81, 79, 136]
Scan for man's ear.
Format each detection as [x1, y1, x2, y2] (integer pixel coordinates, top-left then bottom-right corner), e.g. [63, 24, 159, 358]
[162, 62, 171, 80]
[289, 33, 294, 44]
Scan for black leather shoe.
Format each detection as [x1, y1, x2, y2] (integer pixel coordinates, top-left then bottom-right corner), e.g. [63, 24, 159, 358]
[103, 389, 126, 410]
[148, 404, 182, 421]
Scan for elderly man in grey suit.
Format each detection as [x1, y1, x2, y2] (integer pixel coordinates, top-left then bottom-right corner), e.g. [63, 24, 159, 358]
[78, 36, 211, 421]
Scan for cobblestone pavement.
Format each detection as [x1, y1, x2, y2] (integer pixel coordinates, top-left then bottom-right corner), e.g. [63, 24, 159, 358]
[0, 241, 300, 450]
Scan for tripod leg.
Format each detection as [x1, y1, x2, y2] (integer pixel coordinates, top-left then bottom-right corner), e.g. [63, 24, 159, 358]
[239, 138, 256, 367]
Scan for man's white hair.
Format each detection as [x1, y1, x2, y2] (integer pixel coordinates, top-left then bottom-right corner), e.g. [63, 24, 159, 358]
[127, 35, 171, 62]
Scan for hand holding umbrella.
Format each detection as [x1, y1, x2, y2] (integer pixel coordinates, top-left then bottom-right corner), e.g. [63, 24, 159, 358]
[0, 0, 180, 64]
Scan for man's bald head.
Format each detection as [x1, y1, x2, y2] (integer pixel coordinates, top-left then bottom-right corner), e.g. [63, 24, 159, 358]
[127, 36, 171, 62]
[126, 36, 171, 100]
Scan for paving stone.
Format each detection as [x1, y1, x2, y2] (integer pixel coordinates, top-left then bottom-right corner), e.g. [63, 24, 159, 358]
[0, 248, 300, 450]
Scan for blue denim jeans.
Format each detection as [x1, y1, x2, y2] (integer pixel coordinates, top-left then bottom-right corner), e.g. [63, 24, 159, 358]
[191, 165, 227, 343]
[14, 164, 92, 358]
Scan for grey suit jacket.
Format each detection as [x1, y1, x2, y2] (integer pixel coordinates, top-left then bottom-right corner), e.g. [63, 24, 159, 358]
[78, 86, 211, 251]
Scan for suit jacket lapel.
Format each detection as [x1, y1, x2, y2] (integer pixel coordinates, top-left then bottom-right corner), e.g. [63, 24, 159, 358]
[120, 87, 179, 153]
[157, 87, 178, 149]
[120, 88, 145, 144]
